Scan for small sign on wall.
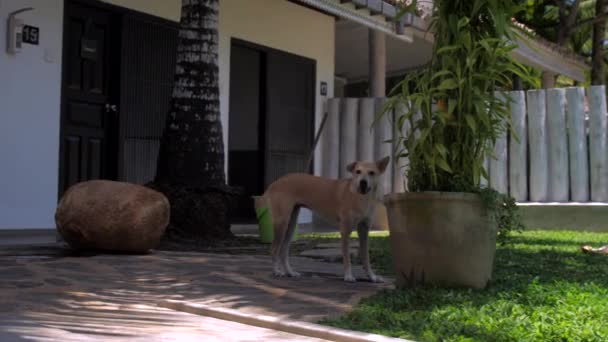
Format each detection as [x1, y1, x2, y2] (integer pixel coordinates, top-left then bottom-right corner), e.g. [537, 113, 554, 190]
[22, 25, 39, 45]
[320, 81, 328, 96]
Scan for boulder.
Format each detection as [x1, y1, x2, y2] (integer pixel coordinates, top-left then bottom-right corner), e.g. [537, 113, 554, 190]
[55, 180, 170, 253]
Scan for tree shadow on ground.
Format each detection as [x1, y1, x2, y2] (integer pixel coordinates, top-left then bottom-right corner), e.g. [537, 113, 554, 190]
[1, 243, 388, 341]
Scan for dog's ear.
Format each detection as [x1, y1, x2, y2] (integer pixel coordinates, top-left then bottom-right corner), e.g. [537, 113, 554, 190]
[376, 156, 390, 173]
[346, 161, 357, 173]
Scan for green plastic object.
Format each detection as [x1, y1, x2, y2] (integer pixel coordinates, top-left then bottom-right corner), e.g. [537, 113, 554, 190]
[255, 205, 298, 243]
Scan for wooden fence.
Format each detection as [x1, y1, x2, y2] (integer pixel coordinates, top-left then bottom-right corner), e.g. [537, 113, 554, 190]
[319, 86, 608, 202]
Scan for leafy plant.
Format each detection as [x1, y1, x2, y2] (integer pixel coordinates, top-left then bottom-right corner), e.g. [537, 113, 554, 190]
[383, 0, 535, 239]
[478, 188, 525, 244]
[385, 0, 533, 192]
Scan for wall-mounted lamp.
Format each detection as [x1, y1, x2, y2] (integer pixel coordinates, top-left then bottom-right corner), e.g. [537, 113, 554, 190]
[6, 7, 34, 54]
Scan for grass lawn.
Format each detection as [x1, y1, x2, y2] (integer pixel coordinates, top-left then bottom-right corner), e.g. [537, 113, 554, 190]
[307, 230, 608, 342]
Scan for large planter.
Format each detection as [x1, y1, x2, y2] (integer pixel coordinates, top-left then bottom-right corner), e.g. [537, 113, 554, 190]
[384, 192, 497, 289]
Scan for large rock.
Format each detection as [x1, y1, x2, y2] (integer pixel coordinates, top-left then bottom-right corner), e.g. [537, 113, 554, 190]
[55, 180, 170, 253]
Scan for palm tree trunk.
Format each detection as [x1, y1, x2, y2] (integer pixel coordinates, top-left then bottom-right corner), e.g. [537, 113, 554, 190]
[152, 0, 238, 242]
[592, 0, 607, 85]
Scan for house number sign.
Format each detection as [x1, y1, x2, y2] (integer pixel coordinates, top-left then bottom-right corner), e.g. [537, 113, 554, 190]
[22, 25, 39, 45]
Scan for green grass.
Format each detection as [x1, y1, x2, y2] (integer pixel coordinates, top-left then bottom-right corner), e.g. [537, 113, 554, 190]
[311, 230, 608, 342]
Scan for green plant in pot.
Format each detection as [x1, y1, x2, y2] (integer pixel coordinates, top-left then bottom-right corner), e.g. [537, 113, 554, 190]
[382, 0, 529, 289]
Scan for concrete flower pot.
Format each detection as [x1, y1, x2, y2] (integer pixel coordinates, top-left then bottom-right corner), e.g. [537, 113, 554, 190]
[384, 192, 497, 289]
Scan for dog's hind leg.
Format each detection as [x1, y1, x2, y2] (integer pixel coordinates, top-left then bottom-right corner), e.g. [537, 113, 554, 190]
[270, 199, 289, 277]
[357, 220, 384, 283]
[280, 206, 301, 277]
[271, 218, 287, 277]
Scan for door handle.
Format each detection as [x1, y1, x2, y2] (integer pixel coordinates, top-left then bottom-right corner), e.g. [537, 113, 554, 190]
[105, 103, 118, 113]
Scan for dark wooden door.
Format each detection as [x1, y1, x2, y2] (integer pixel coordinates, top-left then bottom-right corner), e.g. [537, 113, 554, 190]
[228, 40, 315, 222]
[228, 44, 264, 222]
[59, 2, 119, 195]
[118, 15, 178, 184]
[264, 51, 315, 186]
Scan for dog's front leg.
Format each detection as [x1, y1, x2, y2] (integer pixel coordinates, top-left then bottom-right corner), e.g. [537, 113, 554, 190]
[340, 222, 356, 282]
[357, 221, 384, 283]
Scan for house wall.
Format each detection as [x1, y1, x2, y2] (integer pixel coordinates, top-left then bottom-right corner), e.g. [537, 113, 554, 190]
[0, 0, 333, 230]
[0, 0, 177, 230]
[0, 0, 64, 229]
[219, 0, 335, 223]
[98, 0, 180, 22]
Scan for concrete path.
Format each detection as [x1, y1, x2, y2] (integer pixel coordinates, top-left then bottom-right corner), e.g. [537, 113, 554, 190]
[0, 244, 393, 341]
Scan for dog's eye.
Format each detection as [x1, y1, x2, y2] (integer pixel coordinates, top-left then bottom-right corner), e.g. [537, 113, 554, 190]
[356, 170, 361, 174]
[369, 171, 376, 176]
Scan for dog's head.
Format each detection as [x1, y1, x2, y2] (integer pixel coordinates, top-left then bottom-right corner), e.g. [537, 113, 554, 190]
[346, 156, 390, 195]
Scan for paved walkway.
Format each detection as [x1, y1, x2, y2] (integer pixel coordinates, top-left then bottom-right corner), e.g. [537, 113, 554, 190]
[0, 242, 393, 341]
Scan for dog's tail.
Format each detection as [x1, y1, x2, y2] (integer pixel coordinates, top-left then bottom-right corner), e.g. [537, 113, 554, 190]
[254, 193, 267, 212]
[254, 192, 272, 224]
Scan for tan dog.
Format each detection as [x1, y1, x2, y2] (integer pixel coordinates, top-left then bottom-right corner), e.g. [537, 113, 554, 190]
[255, 157, 390, 282]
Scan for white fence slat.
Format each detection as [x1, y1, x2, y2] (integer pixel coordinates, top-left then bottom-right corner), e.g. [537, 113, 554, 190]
[489, 91, 508, 194]
[546, 88, 569, 202]
[527, 90, 549, 202]
[327, 85, 606, 203]
[339, 98, 359, 179]
[374, 98, 393, 193]
[566, 87, 589, 202]
[321, 98, 341, 179]
[509, 90, 527, 201]
[358, 98, 376, 163]
[588, 86, 608, 202]
[392, 102, 409, 192]
[481, 156, 490, 188]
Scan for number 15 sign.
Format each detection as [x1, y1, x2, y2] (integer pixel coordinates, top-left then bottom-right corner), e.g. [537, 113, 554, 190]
[22, 25, 39, 45]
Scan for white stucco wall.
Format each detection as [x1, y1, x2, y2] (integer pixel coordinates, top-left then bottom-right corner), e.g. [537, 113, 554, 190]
[219, 0, 335, 223]
[0, 0, 64, 229]
[99, 0, 181, 22]
[0, 0, 333, 230]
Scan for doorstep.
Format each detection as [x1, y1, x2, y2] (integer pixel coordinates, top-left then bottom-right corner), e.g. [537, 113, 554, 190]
[0, 228, 58, 246]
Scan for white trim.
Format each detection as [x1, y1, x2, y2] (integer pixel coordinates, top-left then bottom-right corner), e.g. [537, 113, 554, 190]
[512, 33, 587, 82]
[367, 9, 589, 82]
[296, 0, 414, 43]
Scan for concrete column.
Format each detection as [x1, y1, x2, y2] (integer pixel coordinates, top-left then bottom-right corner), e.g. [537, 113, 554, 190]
[527, 90, 549, 202]
[588, 86, 608, 202]
[369, 29, 386, 97]
[546, 88, 569, 202]
[566, 87, 589, 202]
[509, 91, 528, 201]
[340, 98, 359, 179]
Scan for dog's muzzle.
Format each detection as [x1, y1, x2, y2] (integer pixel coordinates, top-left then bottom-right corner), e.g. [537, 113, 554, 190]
[359, 180, 369, 194]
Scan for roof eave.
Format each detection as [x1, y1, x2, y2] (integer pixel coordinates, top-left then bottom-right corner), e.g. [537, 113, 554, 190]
[294, 0, 414, 43]
[406, 18, 589, 82]
[512, 33, 589, 82]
